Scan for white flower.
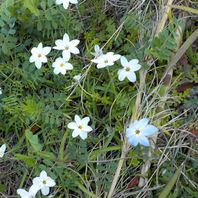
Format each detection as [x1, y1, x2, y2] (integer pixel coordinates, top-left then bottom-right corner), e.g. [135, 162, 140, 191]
[17, 185, 39, 198]
[0, 88, 2, 95]
[67, 115, 93, 140]
[91, 45, 103, 58]
[118, 56, 141, 82]
[53, 33, 80, 61]
[52, 57, 73, 75]
[91, 52, 120, 69]
[32, 170, 56, 196]
[126, 118, 158, 147]
[55, 0, 78, 9]
[73, 74, 82, 82]
[29, 43, 51, 69]
[0, 144, 6, 158]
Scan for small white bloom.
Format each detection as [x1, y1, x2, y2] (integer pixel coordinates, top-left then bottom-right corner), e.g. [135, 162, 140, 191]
[126, 118, 158, 147]
[118, 56, 141, 82]
[55, 0, 78, 9]
[29, 43, 51, 69]
[53, 33, 80, 61]
[67, 115, 93, 140]
[17, 185, 39, 198]
[0, 144, 6, 158]
[32, 170, 56, 196]
[52, 57, 73, 75]
[91, 45, 103, 58]
[0, 88, 2, 95]
[73, 74, 82, 82]
[91, 52, 120, 69]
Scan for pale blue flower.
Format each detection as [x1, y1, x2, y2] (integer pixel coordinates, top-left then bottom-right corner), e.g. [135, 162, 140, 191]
[126, 118, 158, 147]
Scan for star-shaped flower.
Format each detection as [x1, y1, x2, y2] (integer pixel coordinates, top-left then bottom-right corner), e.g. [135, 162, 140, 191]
[0, 144, 6, 158]
[55, 0, 78, 9]
[67, 115, 93, 140]
[17, 185, 39, 198]
[32, 170, 56, 196]
[29, 43, 51, 69]
[53, 33, 80, 61]
[91, 52, 120, 69]
[126, 118, 158, 147]
[118, 56, 141, 82]
[52, 57, 73, 75]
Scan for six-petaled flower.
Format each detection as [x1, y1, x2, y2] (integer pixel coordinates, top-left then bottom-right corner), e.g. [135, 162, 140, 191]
[91, 52, 120, 69]
[118, 56, 141, 82]
[52, 57, 73, 75]
[67, 115, 93, 140]
[53, 33, 80, 61]
[126, 118, 158, 147]
[29, 43, 51, 69]
[32, 170, 56, 196]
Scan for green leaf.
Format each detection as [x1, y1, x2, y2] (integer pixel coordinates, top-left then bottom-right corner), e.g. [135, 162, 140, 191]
[25, 129, 42, 152]
[14, 154, 35, 167]
[23, 0, 39, 16]
[158, 165, 183, 198]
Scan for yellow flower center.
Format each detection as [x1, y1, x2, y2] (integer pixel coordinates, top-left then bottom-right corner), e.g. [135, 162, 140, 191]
[125, 67, 130, 72]
[78, 125, 83, 130]
[135, 130, 141, 135]
[104, 60, 108, 64]
[60, 63, 64, 67]
[65, 46, 69, 50]
[42, 180, 47, 185]
[38, 53, 42, 58]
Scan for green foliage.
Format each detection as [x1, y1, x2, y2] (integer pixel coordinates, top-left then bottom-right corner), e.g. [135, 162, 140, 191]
[146, 22, 179, 61]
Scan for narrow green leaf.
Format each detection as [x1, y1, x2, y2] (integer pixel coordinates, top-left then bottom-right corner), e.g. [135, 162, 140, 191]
[158, 165, 183, 198]
[14, 154, 35, 167]
[25, 129, 42, 152]
[171, 5, 198, 15]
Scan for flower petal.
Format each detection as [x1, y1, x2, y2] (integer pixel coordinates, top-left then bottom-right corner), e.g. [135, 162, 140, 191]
[0, 144, 6, 153]
[82, 117, 90, 125]
[62, 50, 71, 61]
[17, 189, 29, 197]
[120, 56, 128, 67]
[70, 46, 80, 54]
[54, 40, 65, 50]
[35, 60, 42, 69]
[128, 136, 139, 147]
[41, 186, 50, 196]
[40, 170, 47, 179]
[72, 129, 80, 138]
[118, 69, 126, 81]
[43, 47, 51, 55]
[70, 39, 80, 47]
[127, 71, 136, 82]
[69, 0, 78, 4]
[138, 136, 150, 146]
[63, 33, 70, 43]
[68, 122, 77, 129]
[56, 0, 63, 5]
[83, 126, 92, 132]
[79, 131, 88, 140]
[141, 125, 158, 136]
[46, 177, 56, 187]
[74, 115, 82, 125]
[134, 118, 149, 129]
[63, 0, 69, 9]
